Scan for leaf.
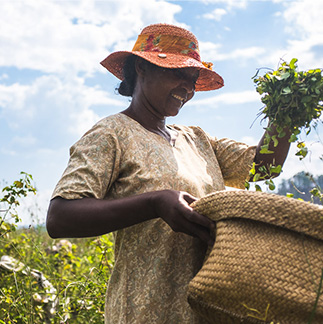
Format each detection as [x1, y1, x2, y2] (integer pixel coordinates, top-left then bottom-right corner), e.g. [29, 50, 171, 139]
[249, 162, 256, 176]
[289, 134, 298, 142]
[270, 165, 282, 174]
[253, 173, 261, 182]
[290, 58, 298, 69]
[265, 179, 276, 191]
[271, 135, 279, 147]
[295, 147, 308, 158]
[255, 184, 262, 192]
[282, 87, 292, 94]
[260, 144, 274, 154]
[310, 187, 321, 197]
[278, 131, 286, 138]
[281, 72, 290, 80]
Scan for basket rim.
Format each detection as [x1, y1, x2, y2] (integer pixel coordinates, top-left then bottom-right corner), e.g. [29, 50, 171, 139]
[191, 190, 323, 241]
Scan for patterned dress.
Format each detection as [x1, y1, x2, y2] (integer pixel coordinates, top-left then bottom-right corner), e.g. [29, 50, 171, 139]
[52, 113, 256, 324]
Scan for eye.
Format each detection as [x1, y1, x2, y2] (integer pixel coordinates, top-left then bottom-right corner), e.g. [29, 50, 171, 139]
[173, 69, 199, 86]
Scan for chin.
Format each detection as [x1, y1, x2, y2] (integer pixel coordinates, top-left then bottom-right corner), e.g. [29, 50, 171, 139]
[166, 110, 180, 117]
[167, 105, 183, 117]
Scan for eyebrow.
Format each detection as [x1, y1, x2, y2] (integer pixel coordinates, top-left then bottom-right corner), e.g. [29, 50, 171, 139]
[173, 69, 199, 81]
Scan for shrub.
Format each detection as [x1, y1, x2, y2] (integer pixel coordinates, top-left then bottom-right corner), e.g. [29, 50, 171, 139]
[0, 173, 114, 323]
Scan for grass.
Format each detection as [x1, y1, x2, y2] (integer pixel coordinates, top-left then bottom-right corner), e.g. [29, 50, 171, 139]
[0, 225, 114, 324]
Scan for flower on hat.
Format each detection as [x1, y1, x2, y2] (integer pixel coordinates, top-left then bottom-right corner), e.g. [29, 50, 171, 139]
[140, 34, 162, 52]
[202, 61, 213, 70]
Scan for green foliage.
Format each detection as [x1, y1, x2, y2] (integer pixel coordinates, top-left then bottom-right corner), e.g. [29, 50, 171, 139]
[1, 172, 36, 236]
[0, 174, 115, 323]
[253, 58, 323, 159]
[277, 171, 323, 205]
[246, 58, 323, 193]
[245, 162, 280, 192]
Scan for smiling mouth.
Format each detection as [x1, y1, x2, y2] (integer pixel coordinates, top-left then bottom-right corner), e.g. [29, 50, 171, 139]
[172, 94, 185, 102]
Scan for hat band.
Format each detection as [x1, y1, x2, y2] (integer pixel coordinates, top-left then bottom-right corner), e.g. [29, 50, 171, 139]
[132, 34, 201, 61]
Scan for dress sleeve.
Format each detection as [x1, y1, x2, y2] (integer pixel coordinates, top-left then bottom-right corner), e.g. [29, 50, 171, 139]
[51, 122, 121, 200]
[210, 137, 257, 189]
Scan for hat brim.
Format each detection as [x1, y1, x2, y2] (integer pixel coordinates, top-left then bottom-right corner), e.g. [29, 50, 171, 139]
[100, 51, 224, 92]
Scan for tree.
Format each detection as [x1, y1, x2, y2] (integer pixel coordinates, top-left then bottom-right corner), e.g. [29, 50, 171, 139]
[276, 171, 323, 205]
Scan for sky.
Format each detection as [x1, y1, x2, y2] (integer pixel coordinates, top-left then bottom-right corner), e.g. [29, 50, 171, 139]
[1, 0, 322, 226]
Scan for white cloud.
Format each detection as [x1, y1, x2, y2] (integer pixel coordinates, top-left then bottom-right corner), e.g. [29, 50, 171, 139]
[240, 135, 256, 146]
[200, 40, 266, 63]
[260, 0, 323, 69]
[0, 74, 8, 81]
[200, 0, 323, 69]
[223, 46, 266, 61]
[0, 0, 182, 75]
[11, 135, 37, 147]
[189, 90, 259, 107]
[201, 0, 247, 10]
[0, 74, 125, 149]
[282, 0, 323, 41]
[203, 8, 227, 21]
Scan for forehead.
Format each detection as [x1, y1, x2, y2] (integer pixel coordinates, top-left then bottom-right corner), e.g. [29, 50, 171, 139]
[155, 65, 200, 79]
[176, 67, 200, 77]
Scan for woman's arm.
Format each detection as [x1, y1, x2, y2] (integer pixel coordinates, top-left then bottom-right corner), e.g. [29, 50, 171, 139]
[46, 190, 215, 246]
[254, 124, 291, 177]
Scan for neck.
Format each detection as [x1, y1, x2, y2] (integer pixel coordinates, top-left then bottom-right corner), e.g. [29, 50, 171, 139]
[122, 97, 167, 134]
[122, 103, 176, 145]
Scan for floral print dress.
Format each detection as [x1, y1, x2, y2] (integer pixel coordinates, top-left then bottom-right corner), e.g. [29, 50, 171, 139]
[52, 113, 256, 324]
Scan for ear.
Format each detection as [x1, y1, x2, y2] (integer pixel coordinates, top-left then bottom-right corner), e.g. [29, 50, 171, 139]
[135, 57, 148, 78]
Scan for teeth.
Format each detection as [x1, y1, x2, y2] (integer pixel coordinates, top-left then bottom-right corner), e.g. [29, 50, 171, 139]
[172, 94, 185, 101]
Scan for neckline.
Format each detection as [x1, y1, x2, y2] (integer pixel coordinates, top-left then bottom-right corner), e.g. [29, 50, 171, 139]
[119, 112, 179, 147]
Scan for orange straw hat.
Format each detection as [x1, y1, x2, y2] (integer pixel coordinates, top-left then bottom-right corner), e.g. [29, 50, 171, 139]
[100, 23, 224, 92]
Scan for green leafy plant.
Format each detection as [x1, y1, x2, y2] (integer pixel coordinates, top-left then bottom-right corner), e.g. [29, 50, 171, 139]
[0, 172, 36, 237]
[245, 162, 281, 192]
[253, 58, 323, 159]
[0, 173, 115, 323]
[246, 58, 323, 192]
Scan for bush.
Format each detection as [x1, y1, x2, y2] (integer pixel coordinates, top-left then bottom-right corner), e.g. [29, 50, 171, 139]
[0, 173, 114, 324]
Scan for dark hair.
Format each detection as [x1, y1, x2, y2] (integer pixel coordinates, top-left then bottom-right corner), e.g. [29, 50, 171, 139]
[117, 55, 138, 97]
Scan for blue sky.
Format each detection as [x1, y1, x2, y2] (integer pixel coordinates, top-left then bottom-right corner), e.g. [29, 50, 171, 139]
[1, 0, 322, 225]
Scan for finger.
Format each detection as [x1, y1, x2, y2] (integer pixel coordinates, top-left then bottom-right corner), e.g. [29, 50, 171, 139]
[180, 220, 215, 246]
[181, 208, 215, 231]
[179, 193, 214, 229]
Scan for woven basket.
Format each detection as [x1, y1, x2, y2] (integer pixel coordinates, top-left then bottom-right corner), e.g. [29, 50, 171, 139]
[188, 190, 323, 324]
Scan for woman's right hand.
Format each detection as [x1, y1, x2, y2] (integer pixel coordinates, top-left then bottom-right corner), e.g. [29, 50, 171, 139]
[47, 189, 214, 246]
[151, 190, 215, 246]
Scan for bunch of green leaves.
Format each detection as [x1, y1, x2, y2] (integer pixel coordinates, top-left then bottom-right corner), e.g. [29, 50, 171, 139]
[0, 172, 36, 237]
[245, 162, 281, 192]
[253, 58, 323, 159]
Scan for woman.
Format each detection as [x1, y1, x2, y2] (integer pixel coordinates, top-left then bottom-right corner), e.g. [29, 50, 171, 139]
[46, 23, 290, 323]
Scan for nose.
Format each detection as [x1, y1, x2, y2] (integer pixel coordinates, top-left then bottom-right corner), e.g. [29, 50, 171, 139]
[174, 68, 199, 93]
[181, 77, 196, 93]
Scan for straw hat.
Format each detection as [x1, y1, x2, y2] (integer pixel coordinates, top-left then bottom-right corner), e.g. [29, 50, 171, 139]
[100, 23, 224, 92]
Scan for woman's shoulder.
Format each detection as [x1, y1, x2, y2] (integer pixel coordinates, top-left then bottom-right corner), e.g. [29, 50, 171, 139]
[81, 113, 133, 137]
[94, 112, 131, 128]
[170, 124, 215, 141]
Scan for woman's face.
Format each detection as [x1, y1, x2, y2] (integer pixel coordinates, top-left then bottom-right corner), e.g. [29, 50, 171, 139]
[137, 61, 199, 118]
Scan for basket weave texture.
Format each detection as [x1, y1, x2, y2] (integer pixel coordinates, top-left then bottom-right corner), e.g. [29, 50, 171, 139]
[188, 190, 323, 324]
